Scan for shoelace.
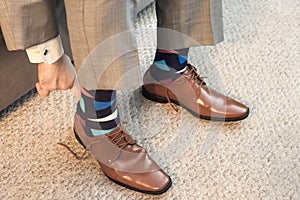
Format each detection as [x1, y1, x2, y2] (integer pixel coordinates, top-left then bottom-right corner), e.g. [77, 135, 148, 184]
[165, 90, 179, 112]
[58, 124, 132, 161]
[57, 142, 88, 160]
[165, 64, 207, 113]
[187, 64, 207, 86]
[108, 126, 134, 149]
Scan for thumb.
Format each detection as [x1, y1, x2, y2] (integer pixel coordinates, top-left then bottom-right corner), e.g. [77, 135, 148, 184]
[36, 82, 50, 97]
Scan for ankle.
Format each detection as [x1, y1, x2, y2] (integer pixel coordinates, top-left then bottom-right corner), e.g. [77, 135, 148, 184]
[76, 88, 120, 137]
[150, 48, 190, 83]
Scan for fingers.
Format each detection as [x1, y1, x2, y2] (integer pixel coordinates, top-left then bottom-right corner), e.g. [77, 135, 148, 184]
[36, 82, 50, 97]
[36, 54, 77, 95]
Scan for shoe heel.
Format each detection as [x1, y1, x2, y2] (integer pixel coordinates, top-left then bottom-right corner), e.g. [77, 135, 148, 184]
[73, 128, 86, 149]
[142, 86, 168, 103]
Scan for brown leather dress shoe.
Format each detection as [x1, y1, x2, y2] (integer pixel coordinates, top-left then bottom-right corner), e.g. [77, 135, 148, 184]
[72, 114, 172, 195]
[142, 64, 249, 121]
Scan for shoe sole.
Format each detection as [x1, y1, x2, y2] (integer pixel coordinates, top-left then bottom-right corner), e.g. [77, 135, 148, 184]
[142, 86, 249, 122]
[73, 129, 172, 195]
[105, 173, 172, 195]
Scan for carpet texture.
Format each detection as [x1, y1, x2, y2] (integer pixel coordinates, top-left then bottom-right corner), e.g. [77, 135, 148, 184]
[0, 1, 299, 199]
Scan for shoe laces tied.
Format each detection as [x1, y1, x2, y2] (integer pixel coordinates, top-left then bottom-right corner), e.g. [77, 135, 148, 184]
[187, 64, 207, 86]
[165, 64, 208, 113]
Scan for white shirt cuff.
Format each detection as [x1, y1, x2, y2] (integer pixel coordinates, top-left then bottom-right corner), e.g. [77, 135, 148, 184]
[25, 35, 64, 64]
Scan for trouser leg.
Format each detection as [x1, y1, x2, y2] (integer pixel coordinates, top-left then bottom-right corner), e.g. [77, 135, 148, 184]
[155, 0, 224, 50]
[64, 0, 142, 90]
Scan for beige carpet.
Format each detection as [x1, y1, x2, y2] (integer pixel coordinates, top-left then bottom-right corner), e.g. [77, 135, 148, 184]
[1, 1, 300, 199]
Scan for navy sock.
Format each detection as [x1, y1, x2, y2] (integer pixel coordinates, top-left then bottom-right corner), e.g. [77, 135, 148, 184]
[76, 88, 120, 137]
[150, 48, 189, 83]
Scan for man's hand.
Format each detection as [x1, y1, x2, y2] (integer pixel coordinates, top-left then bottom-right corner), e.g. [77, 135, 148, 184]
[36, 54, 76, 96]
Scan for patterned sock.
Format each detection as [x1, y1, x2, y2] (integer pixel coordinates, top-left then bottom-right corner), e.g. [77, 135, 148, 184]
[76, 87, 120, 137]
[150, 48, 189, 84]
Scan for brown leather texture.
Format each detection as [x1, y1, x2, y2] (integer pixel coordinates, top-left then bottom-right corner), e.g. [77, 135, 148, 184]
[143, 64, 249, 121]
[73, 115, 171, 194]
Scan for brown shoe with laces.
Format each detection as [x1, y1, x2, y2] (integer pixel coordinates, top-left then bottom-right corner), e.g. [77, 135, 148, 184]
[142, 64, 249, 121]
[66, 114, 172, 195]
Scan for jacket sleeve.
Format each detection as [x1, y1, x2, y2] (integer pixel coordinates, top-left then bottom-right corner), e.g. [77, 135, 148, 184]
[0, 0, 59, 51]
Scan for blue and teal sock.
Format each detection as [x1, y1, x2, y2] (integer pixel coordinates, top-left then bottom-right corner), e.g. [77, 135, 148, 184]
[76, 87, 120, 137]
[150, 48, 189, 83]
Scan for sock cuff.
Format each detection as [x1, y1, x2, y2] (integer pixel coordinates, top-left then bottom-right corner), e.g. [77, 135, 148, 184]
[80, 87, 116, 102]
